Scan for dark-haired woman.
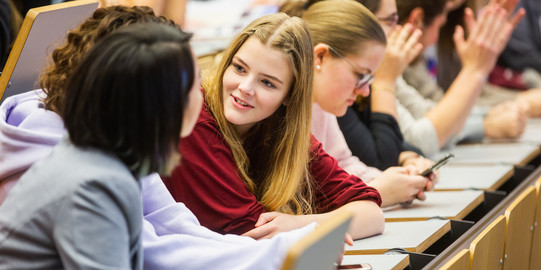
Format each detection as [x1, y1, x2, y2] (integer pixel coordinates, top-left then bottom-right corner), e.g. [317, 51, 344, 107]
[0, 22, 199, 268]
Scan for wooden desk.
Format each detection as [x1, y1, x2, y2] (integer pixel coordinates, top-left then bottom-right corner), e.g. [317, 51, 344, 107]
[518, 120, 541, 144]
[434, 143, 540, 166]
[383, 191, 484, 222]
[341, 254, 409, 270]
[345, 220, 450, 255]
[435, 165, 514, 191]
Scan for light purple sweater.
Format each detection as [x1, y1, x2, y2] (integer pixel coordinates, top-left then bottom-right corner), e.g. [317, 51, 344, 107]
[0, 90, 315, 270]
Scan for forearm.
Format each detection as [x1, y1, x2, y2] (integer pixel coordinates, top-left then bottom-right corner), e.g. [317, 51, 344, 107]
[371, 81, 399, 120]
[159, 0, 187, 26]
[304, 201, 384, 240]
[426, 68, 485, 147]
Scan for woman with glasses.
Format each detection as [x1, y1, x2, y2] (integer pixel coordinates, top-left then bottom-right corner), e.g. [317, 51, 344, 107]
[164, 11, 385, 240]
[278, 0, 434, 208]
[328, 0, 435, 172]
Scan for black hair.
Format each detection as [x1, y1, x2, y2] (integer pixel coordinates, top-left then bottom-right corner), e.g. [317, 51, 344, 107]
[62, 22, 194, 177]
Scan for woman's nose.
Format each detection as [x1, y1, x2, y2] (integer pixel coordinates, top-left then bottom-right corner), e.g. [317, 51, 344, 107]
[238, 79, 255, 96]
[355, 84, 371, 98]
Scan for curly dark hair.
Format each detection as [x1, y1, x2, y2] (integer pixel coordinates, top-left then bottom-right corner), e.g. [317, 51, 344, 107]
[39, 5, 175, 114]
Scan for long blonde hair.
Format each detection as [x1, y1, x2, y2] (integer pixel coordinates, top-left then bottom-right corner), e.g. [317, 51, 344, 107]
[282, 0, 386, 59]
[204, 13, 315, 214]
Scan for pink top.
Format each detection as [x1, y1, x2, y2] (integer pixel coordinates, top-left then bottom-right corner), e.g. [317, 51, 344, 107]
[311, 103, 381, 182]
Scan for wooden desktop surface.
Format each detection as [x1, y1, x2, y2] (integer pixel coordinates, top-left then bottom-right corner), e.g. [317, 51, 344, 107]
[383, 190, 484, 222]
[435, 164, 514, 191]
[345, 220, 451, 255]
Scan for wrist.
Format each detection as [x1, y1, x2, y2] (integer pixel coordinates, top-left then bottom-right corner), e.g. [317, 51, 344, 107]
[399, 151, 420, 166]
[371, 83, 396, 95]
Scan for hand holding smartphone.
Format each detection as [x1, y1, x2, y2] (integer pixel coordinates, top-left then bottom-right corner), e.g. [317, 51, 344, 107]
[419, 154, 454, 177]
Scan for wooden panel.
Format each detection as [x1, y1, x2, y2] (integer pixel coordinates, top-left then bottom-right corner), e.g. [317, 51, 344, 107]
[282, 211, 352, 270]
[530, 177, 541, 270]
[470, 215, 506, 270]
[440, 249, 470, 270]
[503, 186, 537, 270]
[0, 0, 98, 102]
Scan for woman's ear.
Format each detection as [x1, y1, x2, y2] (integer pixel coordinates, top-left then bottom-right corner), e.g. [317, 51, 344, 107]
[407, 7, 425, 29]
[313, 43, 330, 72]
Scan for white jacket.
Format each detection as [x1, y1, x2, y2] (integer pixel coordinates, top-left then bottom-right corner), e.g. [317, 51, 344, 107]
[0, 90, 316, 270]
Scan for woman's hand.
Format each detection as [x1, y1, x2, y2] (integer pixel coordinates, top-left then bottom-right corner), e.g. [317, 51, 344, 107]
[242, 212, 312, 240]
[454, 4, 524, 77]
[484, 100, 527, 139]
[373, 23, 423, 87]
[369, 166, 429, 207]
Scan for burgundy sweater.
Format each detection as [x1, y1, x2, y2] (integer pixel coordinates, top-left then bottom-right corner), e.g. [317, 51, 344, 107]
[163, 106, 381, 235]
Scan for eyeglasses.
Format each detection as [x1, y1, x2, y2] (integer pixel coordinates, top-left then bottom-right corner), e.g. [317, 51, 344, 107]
[328, 46, 375, 89]
[377, 13, 399, 28]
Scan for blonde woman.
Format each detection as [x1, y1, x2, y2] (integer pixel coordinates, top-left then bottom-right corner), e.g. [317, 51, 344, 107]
[164, 13, 384, 240]
[278, 0, 434, 207]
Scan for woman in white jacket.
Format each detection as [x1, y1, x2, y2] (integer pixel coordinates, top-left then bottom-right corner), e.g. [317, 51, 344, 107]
[0, 6, 316, 269]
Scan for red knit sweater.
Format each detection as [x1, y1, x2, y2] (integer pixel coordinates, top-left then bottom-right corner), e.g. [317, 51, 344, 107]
[163, 105, 381, 235]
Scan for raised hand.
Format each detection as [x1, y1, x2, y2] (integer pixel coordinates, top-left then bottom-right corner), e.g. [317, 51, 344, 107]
[454, 3, 524, 77]
[373, 23, 423, 84]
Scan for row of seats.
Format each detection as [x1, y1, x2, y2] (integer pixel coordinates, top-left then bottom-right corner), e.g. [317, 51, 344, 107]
[441, 177, 541, 270]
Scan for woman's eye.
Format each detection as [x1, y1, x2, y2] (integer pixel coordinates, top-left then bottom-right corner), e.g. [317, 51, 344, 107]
[262, 79, 276, 88]
[233, 64, 245, 73]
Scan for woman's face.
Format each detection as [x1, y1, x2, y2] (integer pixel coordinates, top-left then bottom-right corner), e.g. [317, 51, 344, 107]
[374, 0, 399, 36]
[222, 37, 293, 136]
[180, 54, 203, 138]
[313, 42, 385, 116]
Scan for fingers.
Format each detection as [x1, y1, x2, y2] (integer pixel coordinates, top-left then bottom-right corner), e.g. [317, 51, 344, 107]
[386, 25, 401, 45]
[453, 25, 466, 52]
[395, 23, 414, 47]
[403, 29, 423, 62]
[416, 190, 427, 201]
[486, 8, 507, 44]
[345, 233, 353, 246]
[241, 224, 272, 239]
[508, 8, 525, 28]
[463, 7, 478, 37]
[412, 175, 429, 190]
[474, 5, 497, 45]
[254, 211, 280, 227]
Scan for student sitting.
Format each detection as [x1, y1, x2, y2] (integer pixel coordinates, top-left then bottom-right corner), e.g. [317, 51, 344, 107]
[165, 12, 385, 240]
[0, 7, 318, 269]
[280, 0, 434, 207]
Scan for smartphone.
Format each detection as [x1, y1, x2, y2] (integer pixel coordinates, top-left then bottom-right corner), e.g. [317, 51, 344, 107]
[419, 154, 454, 177]
[337, 263, 372, 270]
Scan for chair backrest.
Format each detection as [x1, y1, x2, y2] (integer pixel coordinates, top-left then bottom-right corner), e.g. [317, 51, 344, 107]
[281, 211, 352, 270]
[0, 0, 98, 103]
[440, 249, 470, 270]
[503, 185, 537, 270]
[470, 215, 506, 270]
[530, 177, 541, 270]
